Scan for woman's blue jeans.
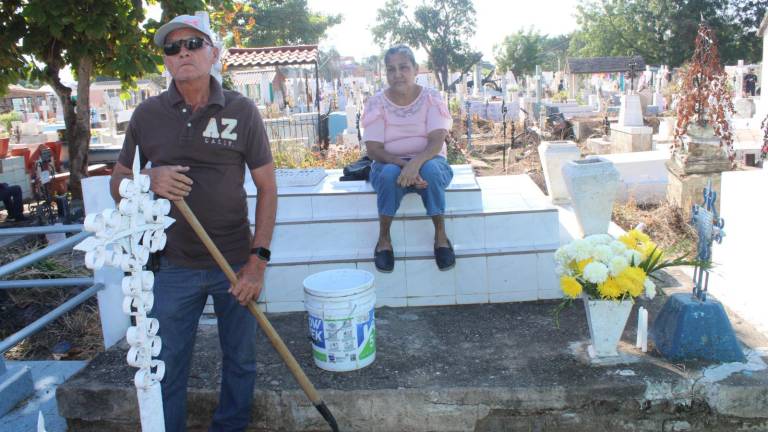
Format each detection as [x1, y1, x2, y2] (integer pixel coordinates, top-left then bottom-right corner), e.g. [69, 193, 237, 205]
[151, 257, 257, 432]
[369, 156, 454, 216]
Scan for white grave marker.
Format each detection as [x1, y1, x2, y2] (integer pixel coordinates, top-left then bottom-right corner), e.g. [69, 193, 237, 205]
[75, 149, 174, 432]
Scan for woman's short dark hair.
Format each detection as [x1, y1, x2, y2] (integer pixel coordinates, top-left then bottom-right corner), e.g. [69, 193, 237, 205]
[384, 44, 417, 68]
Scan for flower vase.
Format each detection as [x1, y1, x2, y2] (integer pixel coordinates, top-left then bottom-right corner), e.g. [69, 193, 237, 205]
[538, 140, 581, 204]
[583, 298, 633, 358]
[561, 157, 620, 237]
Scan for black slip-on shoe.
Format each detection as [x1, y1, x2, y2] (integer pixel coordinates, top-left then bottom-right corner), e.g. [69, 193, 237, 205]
[434, 240, 455, 271]
[374, 247, 395, 273]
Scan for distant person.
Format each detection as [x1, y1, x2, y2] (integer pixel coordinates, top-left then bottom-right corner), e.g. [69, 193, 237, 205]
[557, 79, 564, 92]
[744, 68, 758, 97]
[361, 44, 455, 273]
[0, 183, 26, 221]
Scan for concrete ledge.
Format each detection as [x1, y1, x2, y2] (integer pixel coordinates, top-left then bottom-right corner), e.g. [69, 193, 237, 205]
[0, 363, 34, 416]
[58, 293, 768, 431]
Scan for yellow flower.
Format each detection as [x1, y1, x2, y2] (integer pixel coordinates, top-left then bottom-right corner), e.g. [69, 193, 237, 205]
[576, 258, 592, 273]
[619, 229, 651, 251]
[560, 276, 583, 299]
[642, 242, 663, 262]
[616, 267, 646, 297]
[597, 277, 623, 299]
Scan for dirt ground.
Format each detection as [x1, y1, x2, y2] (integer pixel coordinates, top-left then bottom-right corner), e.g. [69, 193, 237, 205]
[0, 237, 99, 360]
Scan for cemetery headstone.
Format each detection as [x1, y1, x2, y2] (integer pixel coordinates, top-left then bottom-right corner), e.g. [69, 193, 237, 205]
[611, 94, 652, 152]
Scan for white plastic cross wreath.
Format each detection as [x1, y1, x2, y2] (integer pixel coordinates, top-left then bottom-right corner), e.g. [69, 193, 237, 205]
[75, 149, 173, 432]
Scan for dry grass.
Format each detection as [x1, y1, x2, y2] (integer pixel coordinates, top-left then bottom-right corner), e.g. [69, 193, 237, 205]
[612, 199, 698, 256]
[274, 145, 362, 169]
[1, 237, 103, 360]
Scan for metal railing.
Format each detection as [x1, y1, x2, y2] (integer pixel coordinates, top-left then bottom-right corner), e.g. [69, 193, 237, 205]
[264, 113, 320, 149]
[0, 224, 100, 370]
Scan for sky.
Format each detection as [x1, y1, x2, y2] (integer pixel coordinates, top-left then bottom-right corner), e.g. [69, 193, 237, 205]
[64, 0, 577, 82]
[306, 0, 580, 63]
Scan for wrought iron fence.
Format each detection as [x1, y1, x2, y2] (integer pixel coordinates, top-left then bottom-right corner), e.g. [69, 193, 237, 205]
[264, 113, 321, 151]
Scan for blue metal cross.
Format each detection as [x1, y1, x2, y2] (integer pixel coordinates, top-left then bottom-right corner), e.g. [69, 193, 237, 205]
[690, 180, 725, 301]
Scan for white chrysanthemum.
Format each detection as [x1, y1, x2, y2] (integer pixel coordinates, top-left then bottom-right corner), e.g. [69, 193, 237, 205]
[610, 240, 628, 255]
[555, 264, 568, 276]
[571, 242, 592, 261]
[591, 245, 612, 263]
[583, 261, 609, 284]
[554, 247, 568, 266]
[609, 256, 629, 276]
[624, 249, 643, 265]
[644, 278, 656, 299]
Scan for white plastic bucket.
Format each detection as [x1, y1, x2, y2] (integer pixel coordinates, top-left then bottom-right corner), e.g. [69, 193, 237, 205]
[303, 269, 376, 372]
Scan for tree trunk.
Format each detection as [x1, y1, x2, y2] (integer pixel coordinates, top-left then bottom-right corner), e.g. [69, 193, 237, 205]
[68, 57, 93, 200]
[432, 70, 443, 91]
[44, 57, 91, 200]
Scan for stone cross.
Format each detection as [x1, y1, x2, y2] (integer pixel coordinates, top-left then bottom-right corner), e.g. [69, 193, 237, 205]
[75, 149, 174, 431]
[690, 180, 725, 302]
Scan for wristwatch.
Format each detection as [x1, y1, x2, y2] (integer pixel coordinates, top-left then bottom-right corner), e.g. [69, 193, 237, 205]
[250, 247, 271, 262]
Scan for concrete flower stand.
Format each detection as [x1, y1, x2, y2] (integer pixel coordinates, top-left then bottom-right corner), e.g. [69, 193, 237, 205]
[584, 298, 633, 358]
[561, 157, 621, 237]
[538, 140, 580, 203]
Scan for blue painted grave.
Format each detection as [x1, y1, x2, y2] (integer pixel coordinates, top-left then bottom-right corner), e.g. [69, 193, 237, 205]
[650, 181, 746, 363]
[328, 112, 347, 144]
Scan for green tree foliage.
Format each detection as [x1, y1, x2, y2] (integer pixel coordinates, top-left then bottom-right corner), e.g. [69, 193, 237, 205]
[495, 29, 572, 76]
[210, 0, 341, 47]
[0, 0, 203, 199]
[371, 0, 482, 91]
[495, 29, 570, 80]
[570, 0, 767, 67]
[495, 29, 546, 77]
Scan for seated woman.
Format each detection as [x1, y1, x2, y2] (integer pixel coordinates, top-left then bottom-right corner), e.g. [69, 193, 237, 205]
[361, 44, 454, 273]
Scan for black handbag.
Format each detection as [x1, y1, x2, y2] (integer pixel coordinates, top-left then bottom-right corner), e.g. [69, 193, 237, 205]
[340, 156, 372, 181]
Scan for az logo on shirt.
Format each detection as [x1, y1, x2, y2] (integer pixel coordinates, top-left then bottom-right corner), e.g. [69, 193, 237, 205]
[202, 118, 238, 147]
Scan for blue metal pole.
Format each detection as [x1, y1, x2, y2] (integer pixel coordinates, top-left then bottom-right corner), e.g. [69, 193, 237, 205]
[0, 283, 104, 354]
[0, 225, 84, 237]
[0, 277, 94, 289]
[0, 231, 92, 279]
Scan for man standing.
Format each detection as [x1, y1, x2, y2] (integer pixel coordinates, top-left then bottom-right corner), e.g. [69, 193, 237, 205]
[744, 68, 758, 97]
[109, 15, 277, 431]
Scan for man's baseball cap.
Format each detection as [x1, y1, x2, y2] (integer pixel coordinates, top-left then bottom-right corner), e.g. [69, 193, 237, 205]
[153, 15, 214, 48]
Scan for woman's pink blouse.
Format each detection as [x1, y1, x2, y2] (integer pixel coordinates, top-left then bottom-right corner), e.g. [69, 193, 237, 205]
[361, 87, 452, 158]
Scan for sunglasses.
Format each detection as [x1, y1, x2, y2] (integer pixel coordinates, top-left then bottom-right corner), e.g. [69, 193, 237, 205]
[163, 37, 211, 56]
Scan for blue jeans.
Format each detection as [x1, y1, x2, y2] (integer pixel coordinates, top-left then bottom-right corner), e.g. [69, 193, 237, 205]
[369, 156, 454, 216]
[151, 257, 257, 432]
